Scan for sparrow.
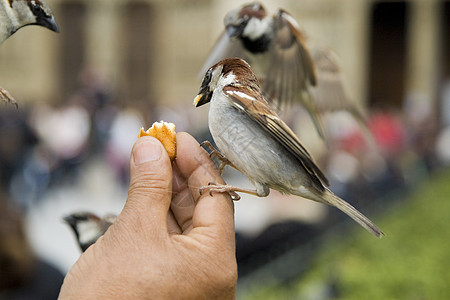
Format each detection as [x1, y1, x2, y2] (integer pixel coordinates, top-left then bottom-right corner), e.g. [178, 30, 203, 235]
[64, 212, 116, 252]
[201, 2, 369, 141]
[0, 0, 59, 106]
[194, 57, 383, 238]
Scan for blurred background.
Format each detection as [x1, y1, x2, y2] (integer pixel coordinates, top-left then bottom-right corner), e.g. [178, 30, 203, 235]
[0, 0, 449, 299]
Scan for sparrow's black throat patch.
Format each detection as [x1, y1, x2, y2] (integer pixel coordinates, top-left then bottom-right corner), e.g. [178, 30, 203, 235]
[240, 34, 271, 53]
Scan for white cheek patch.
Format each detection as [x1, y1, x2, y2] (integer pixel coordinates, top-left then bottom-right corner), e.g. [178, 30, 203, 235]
[209, 65, 225, 91]
[243, 17, 272, 40]
[77, 221, 102, 245]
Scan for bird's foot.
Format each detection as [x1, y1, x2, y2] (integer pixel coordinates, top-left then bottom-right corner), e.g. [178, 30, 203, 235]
[200, 141, 236, 174]
[199, 182, 241, 201]
[199, 182, 262, 201]
[0, 87, 17, 108]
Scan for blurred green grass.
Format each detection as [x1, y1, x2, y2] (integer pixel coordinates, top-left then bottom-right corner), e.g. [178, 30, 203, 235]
[243, 169, 450, 300]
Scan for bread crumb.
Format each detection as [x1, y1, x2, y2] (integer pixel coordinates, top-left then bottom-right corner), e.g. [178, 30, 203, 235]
[138, 121, 176, 160]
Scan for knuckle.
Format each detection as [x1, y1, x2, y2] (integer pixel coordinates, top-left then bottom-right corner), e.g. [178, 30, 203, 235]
[129, 172, 170, 192]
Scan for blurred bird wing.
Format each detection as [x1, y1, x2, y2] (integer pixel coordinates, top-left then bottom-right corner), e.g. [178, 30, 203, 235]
[309, 44, 354, 113]
[309, 43, 376, 147]
[199, 30, 247, 78]
[224, 85, 329, 190]
[263, 10, 326, 140]
[263, 10, 317, 100]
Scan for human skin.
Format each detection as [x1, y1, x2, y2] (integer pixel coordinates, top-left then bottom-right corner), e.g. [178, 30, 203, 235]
[58, 132, 237, 299]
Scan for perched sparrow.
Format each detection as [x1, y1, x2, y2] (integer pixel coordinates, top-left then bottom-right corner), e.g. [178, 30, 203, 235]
[0, 0, 59, 106]
[202, 2, 368, 141]
[194, 57, 382, 238]
[64, 212, 115, 252]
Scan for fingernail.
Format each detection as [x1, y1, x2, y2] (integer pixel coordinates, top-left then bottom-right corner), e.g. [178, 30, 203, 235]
[133, 138, 162, 164]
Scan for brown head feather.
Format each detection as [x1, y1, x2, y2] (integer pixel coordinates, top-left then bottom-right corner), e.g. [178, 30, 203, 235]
[214, 57, 262, 89]
[239, 2, 267, 20]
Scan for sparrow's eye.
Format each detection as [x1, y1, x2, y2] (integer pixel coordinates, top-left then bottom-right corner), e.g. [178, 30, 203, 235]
[202, 70, 212, 87]
[30, 4, 48, 18]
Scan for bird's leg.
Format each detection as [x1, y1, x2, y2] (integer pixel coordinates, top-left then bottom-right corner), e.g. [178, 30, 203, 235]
[199, 182, 263, 201]
[0, 87, 17, 108]
[200, 141, 237, 175]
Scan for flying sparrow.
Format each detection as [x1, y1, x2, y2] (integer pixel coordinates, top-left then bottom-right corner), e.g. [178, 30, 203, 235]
[194, 57, 383, 238]
[64, 212, 115, 252]
[201, 2, 369, 141]
[0, 0, 59, 106]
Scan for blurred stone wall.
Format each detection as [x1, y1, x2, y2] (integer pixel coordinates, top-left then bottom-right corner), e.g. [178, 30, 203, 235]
[0, 0, 444, 114]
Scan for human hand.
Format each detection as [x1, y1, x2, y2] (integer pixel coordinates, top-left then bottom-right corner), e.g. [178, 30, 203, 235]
[59, 132, 237, 299]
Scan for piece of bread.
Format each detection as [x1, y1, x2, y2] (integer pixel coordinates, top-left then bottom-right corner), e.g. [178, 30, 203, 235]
[138, 121, 176, 160]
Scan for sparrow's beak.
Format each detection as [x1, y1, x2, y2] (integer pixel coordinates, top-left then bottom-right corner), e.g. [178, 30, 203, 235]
[63, 215, 81, 238]
[226, 24, 244, 38]
[63, 215, 77, 227]
[224, 7, 246, 38]
[37, 15, 60, 33]
[193, 92, 211, 107]
[193, 94, 203, 107]
[193, 80, 213, 108]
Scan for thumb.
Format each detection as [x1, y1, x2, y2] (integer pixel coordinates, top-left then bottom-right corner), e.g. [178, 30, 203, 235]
[120, 136, 173, 233]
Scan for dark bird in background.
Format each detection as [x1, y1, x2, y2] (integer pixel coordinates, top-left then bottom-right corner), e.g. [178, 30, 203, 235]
[195, 57, 383, 238]
[0, 0, 59, 106]
[63, 212, 115, 252]
[201, 2, 370, 142]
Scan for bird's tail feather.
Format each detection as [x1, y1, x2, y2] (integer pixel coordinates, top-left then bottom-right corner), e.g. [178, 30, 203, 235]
[322, 189, 383, 238]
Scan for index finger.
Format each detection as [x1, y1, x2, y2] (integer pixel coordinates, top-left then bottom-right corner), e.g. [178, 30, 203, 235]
[174, 132, 235, 236]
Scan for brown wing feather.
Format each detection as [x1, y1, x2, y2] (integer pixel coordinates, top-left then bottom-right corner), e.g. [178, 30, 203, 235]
[264, 10, 317, 95]
[263, 10, 326, 140]
[223, 85, 329, 190]
[281, 10, 317, 86]
[309, 44, 353, 113]
[308, 44, 376, 147]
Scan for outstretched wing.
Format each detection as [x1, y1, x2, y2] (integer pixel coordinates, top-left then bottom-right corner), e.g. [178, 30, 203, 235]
[263, 10, 326, 140]
[309, 44, 358, 114]
[309, 44, 375, 147]
[199, 31, 247, 78]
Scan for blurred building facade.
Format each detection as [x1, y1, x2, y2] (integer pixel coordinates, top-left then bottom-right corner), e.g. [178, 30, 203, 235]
[0, 0, 448, 117]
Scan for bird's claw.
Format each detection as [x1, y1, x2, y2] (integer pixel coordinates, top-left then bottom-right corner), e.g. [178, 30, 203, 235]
[199, 182, 241, 201]
[0, 87, 17, 108]
[200, 141, 235, 174]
